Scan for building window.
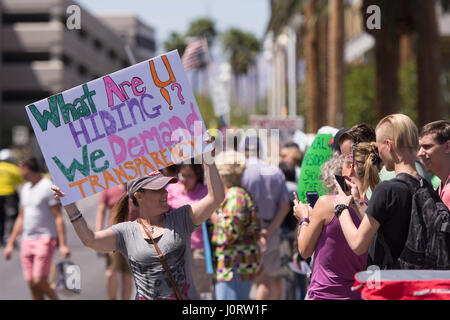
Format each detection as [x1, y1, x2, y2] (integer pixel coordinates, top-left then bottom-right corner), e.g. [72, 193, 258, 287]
[2, 90, 51, 102]
[94, 39, 103, 51]
[61, 54, 72, 66]
[108, 50, 117, 60]
[79, 28, 88, 39]
[136, 35, 156, 52]
[2, 52, 50, 63]
[78, 64, 88, 76]
[2, 13, 50, 24]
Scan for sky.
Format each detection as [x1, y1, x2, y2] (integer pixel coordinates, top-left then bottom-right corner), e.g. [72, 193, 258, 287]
[76, 0, 270, 54]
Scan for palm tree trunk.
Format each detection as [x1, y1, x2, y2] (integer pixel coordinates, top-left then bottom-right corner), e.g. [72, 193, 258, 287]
[399, 34, 414, 67]
[374, 31, 400, 120]
[417, 0, 444, 126]
[305, 0, 321, 133]
[319, 14, 328, 128]
[327, 0, 344, 127]
[363, 0, 400, 121]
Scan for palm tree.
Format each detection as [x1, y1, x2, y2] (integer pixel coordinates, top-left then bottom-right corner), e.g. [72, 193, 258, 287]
[304, 0, 322, 133]
[186, 18, 217, 48]
[164, 32, 187, 56]
[416, 0, 444, 126]
[361, 0, 403, 121]
[362, 0, 447, 125]
[221, 28, 261, 107]
[267, 0, 331, 132]
[327, 0, 344, 128]
[184, 18, 217, 94]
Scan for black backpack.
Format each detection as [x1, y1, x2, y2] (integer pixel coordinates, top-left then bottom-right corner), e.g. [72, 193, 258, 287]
[376, 173, 450, 270]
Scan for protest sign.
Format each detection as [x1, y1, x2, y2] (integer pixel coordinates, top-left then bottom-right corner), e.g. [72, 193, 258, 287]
[297, 134, 333, 203]
[26, 50, 208, 205]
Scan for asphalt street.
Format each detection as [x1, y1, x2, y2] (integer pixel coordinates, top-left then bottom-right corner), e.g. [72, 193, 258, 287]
[0, 193, 136, 300]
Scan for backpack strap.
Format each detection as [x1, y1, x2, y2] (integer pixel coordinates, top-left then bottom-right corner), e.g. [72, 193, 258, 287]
[442, 222, 450, 233]
[395, 173, 422, 194]
[370, 229, 396, 269]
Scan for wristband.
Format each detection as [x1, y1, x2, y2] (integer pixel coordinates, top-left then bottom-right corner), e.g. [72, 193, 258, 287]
[298, 218, 310, 225]
[70, 211, 83, 223]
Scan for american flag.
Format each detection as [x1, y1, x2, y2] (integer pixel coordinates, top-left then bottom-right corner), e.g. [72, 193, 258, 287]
[181, 38, 209, 71]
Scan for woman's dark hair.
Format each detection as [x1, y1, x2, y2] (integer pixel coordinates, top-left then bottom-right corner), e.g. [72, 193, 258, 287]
[339, 123, 376, 145]
[161, 164, 181, 177]
[181, 161, 204, 184]
[19, 157, 41, 173]
[279, 161, 296, 183]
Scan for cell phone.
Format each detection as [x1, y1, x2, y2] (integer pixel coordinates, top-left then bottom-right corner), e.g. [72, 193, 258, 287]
[306, 191, 319, 208]
[293, 192, 300, 202]
[335, 175, 348, 192]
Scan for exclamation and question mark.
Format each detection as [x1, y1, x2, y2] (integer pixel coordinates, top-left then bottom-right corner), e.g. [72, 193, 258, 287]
[171, 83, 185, 105]
[149, 55, 185, 110]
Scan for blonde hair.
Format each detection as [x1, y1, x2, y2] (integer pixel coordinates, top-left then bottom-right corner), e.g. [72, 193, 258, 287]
[376, 114, 419, 151]
[352, 142, 383, 196]
[320, 151, 344, 195]
[215, 151, 246, 188]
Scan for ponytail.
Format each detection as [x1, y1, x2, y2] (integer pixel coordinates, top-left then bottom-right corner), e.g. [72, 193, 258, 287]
[354, 142, 382, 197]
[111, 194, 131, 225]
[363, 143, 382, 195]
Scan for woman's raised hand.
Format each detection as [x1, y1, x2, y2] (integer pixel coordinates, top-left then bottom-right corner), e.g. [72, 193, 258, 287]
[293, 198, 313, 220]
[51, 185, 79, 215]
[202, 131, 216, 164]
[51, 185, 65, 201]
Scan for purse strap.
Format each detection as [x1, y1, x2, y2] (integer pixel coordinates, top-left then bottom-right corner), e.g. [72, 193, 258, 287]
[137, 218, 183, 300]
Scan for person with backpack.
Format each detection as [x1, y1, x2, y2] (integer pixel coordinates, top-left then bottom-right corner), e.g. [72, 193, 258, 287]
[334, 114, 450, 270]
[417, 120, 450, 208]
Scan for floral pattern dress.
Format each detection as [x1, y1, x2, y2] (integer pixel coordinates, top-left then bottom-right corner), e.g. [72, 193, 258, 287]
[210, 187, 261, 282]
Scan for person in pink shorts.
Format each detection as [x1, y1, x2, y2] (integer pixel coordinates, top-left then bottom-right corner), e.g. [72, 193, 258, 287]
[3, 157, 70, 300]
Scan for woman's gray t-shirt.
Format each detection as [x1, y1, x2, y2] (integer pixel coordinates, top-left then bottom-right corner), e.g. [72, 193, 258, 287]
[110, 205, 198, 300]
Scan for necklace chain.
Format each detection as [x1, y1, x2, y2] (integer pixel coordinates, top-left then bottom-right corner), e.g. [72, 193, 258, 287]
[141, 218, 162, 234]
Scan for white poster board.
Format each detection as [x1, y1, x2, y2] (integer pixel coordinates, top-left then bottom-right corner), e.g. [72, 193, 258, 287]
[26, 50, 207, 205]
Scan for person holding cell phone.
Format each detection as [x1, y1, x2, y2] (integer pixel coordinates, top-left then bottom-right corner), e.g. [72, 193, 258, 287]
[293, 141, 382, 300]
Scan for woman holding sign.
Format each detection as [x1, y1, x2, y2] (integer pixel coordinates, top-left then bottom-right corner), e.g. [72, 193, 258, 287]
[51, 135, 225, 300]
[294, 142, 382, 300]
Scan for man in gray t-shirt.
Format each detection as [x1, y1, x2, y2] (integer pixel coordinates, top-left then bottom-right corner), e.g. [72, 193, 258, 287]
[111, 205, 198, 300]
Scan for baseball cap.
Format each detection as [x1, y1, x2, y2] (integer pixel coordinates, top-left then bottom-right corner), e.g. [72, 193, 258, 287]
[126, 171, 177, 197]
[328, 128, 349, 154]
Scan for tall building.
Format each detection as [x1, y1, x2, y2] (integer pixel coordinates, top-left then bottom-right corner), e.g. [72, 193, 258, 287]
[98, 13, 156, 63]
[0, 0, 155, 149]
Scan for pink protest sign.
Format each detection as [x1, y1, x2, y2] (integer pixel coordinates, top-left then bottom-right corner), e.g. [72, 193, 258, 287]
[26, 50, 207, 205]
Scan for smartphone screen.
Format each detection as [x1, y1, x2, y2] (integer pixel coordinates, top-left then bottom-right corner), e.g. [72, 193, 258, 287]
[306, 191, 319, 208]
[335, 175, 348, 192]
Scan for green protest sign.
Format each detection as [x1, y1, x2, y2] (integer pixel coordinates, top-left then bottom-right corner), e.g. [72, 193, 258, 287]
[297, 133, 333, 203]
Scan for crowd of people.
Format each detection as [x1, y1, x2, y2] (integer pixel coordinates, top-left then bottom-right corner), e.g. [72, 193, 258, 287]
[1, 116, 449, 300]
